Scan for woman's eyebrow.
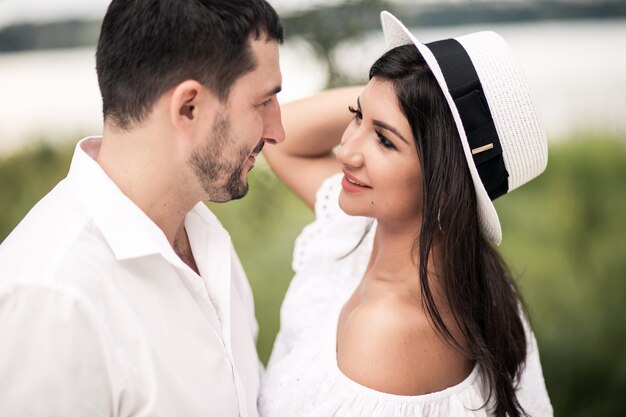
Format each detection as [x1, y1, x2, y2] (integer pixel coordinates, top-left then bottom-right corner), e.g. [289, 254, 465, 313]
[357, 97, 409, 145]
[372, 120, 409, 145]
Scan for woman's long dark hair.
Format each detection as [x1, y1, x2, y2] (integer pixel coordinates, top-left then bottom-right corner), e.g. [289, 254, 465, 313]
[369, 45, 529, 417]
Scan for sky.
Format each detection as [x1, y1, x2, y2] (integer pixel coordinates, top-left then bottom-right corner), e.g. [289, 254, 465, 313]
[0, 0, 622, 152]
[0, 0, 351, 28]
[0, 0, 107, 27]
[0, 0, 563, 29]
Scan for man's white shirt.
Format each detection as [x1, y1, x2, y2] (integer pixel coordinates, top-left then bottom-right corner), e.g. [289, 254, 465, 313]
[0, 137, 261, 417]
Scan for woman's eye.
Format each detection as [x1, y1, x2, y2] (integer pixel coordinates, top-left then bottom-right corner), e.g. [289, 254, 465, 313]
[376, 131, 396, 150]
[348, 105, 362, 121]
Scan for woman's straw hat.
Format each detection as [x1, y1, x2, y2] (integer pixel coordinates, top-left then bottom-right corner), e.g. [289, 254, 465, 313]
[380, 11, 547, 245]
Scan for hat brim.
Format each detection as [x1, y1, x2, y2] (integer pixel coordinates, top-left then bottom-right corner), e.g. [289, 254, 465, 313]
[380, 11, 502, 245]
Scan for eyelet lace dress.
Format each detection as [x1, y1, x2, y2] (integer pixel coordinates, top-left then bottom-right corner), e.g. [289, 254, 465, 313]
[259, 173, 553, 417]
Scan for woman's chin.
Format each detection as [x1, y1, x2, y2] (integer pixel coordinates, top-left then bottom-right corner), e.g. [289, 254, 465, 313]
[338, 194, 372, 218]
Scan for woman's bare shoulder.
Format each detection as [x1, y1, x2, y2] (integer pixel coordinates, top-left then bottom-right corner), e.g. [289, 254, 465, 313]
[336, 293, 473, 395]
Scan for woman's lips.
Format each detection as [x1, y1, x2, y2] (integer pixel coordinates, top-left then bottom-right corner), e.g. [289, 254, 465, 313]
[342, 172, 372, 193]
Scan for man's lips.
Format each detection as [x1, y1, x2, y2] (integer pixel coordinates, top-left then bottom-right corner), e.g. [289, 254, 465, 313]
[244, 141, 264, 172]
[250, 140, 265, 157]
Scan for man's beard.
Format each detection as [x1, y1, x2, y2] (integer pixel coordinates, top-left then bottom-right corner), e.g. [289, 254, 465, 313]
[188, 111, 252, 202]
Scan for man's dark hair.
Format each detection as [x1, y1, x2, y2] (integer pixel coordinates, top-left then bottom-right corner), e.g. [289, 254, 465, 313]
[96, 0, 284, 129]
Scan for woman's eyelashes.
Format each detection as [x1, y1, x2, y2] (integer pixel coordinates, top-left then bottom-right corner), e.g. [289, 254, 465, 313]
[376, 131, 397, 150]
[348, 105, 397, 151]
[348, 105, 362, 121]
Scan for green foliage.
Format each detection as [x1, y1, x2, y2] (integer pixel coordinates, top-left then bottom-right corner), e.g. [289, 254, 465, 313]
[1, 135, 625, 415]
[0, 142, 73, 238]
[495, 134, 626, 417]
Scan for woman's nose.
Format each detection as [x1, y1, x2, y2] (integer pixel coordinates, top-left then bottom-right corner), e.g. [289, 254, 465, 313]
[336, 134, 364, 168]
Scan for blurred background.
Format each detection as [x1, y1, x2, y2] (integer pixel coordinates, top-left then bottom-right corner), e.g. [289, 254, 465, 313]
[0, 0, 624, 415]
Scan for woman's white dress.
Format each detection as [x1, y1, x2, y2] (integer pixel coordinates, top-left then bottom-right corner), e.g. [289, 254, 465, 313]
[259, 174, 553, 417]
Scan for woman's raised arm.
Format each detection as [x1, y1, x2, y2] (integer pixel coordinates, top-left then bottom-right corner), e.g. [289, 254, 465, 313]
[264, 86, 363, 209]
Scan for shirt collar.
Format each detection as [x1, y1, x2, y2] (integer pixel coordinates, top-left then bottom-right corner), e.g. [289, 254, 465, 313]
[66, 137, 225, 263]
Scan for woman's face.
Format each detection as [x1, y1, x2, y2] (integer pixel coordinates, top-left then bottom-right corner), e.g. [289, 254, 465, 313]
[337, 77, 423, 224]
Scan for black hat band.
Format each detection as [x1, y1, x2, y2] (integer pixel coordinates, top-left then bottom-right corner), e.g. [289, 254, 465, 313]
[426, 38, 509, 200]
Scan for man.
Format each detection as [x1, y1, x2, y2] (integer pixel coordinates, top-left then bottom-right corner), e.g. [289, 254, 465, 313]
[0, 1, 284, 416]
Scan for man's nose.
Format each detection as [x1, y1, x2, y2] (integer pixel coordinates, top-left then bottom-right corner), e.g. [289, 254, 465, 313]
[263, 102, 285, 145]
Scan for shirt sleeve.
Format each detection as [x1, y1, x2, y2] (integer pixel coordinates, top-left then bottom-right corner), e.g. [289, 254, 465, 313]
[312, 173, 345, 223]
[0, 284, 129, 417]
[515, 316, 554, 416]
[292, 173, 359, 273]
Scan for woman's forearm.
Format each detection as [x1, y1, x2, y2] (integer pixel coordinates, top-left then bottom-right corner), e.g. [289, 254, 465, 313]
[271, 86, 363, 158]
[261, 86, 364, 209]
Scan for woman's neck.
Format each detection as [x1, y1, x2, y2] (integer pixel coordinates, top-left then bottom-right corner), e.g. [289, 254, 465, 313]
[365, 217, 442, 295]
[367, 219, 419, 279]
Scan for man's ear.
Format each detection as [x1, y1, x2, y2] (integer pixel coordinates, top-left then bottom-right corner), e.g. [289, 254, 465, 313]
[169, 80, 219, 134]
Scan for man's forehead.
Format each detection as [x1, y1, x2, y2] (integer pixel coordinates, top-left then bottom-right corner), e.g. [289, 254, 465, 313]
[252, 39, 280, 73]
[246, 40, 282, 93]
[221, 37, 281, 104]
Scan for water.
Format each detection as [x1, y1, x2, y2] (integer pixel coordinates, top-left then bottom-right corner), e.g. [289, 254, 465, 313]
[333, 18, 626, 141]
[0, 19, 624, 155]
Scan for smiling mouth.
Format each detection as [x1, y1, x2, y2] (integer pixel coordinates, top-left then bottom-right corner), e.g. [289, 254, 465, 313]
[347, 177, 367, 187]
[250, 140, 265, 157]
[343, 172, 372, 189]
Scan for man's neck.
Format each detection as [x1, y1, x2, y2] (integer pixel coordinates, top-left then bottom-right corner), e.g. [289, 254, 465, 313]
[95, 125, 200, 247]
[173, 225, 200, 275]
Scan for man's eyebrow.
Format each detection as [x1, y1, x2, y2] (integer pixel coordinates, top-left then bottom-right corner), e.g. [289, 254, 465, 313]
[263, 85, 282, 98]
[357, 97, 409, 145]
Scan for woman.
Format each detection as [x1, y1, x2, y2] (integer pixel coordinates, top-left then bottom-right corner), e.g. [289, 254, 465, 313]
[259, 12, 552, 417]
